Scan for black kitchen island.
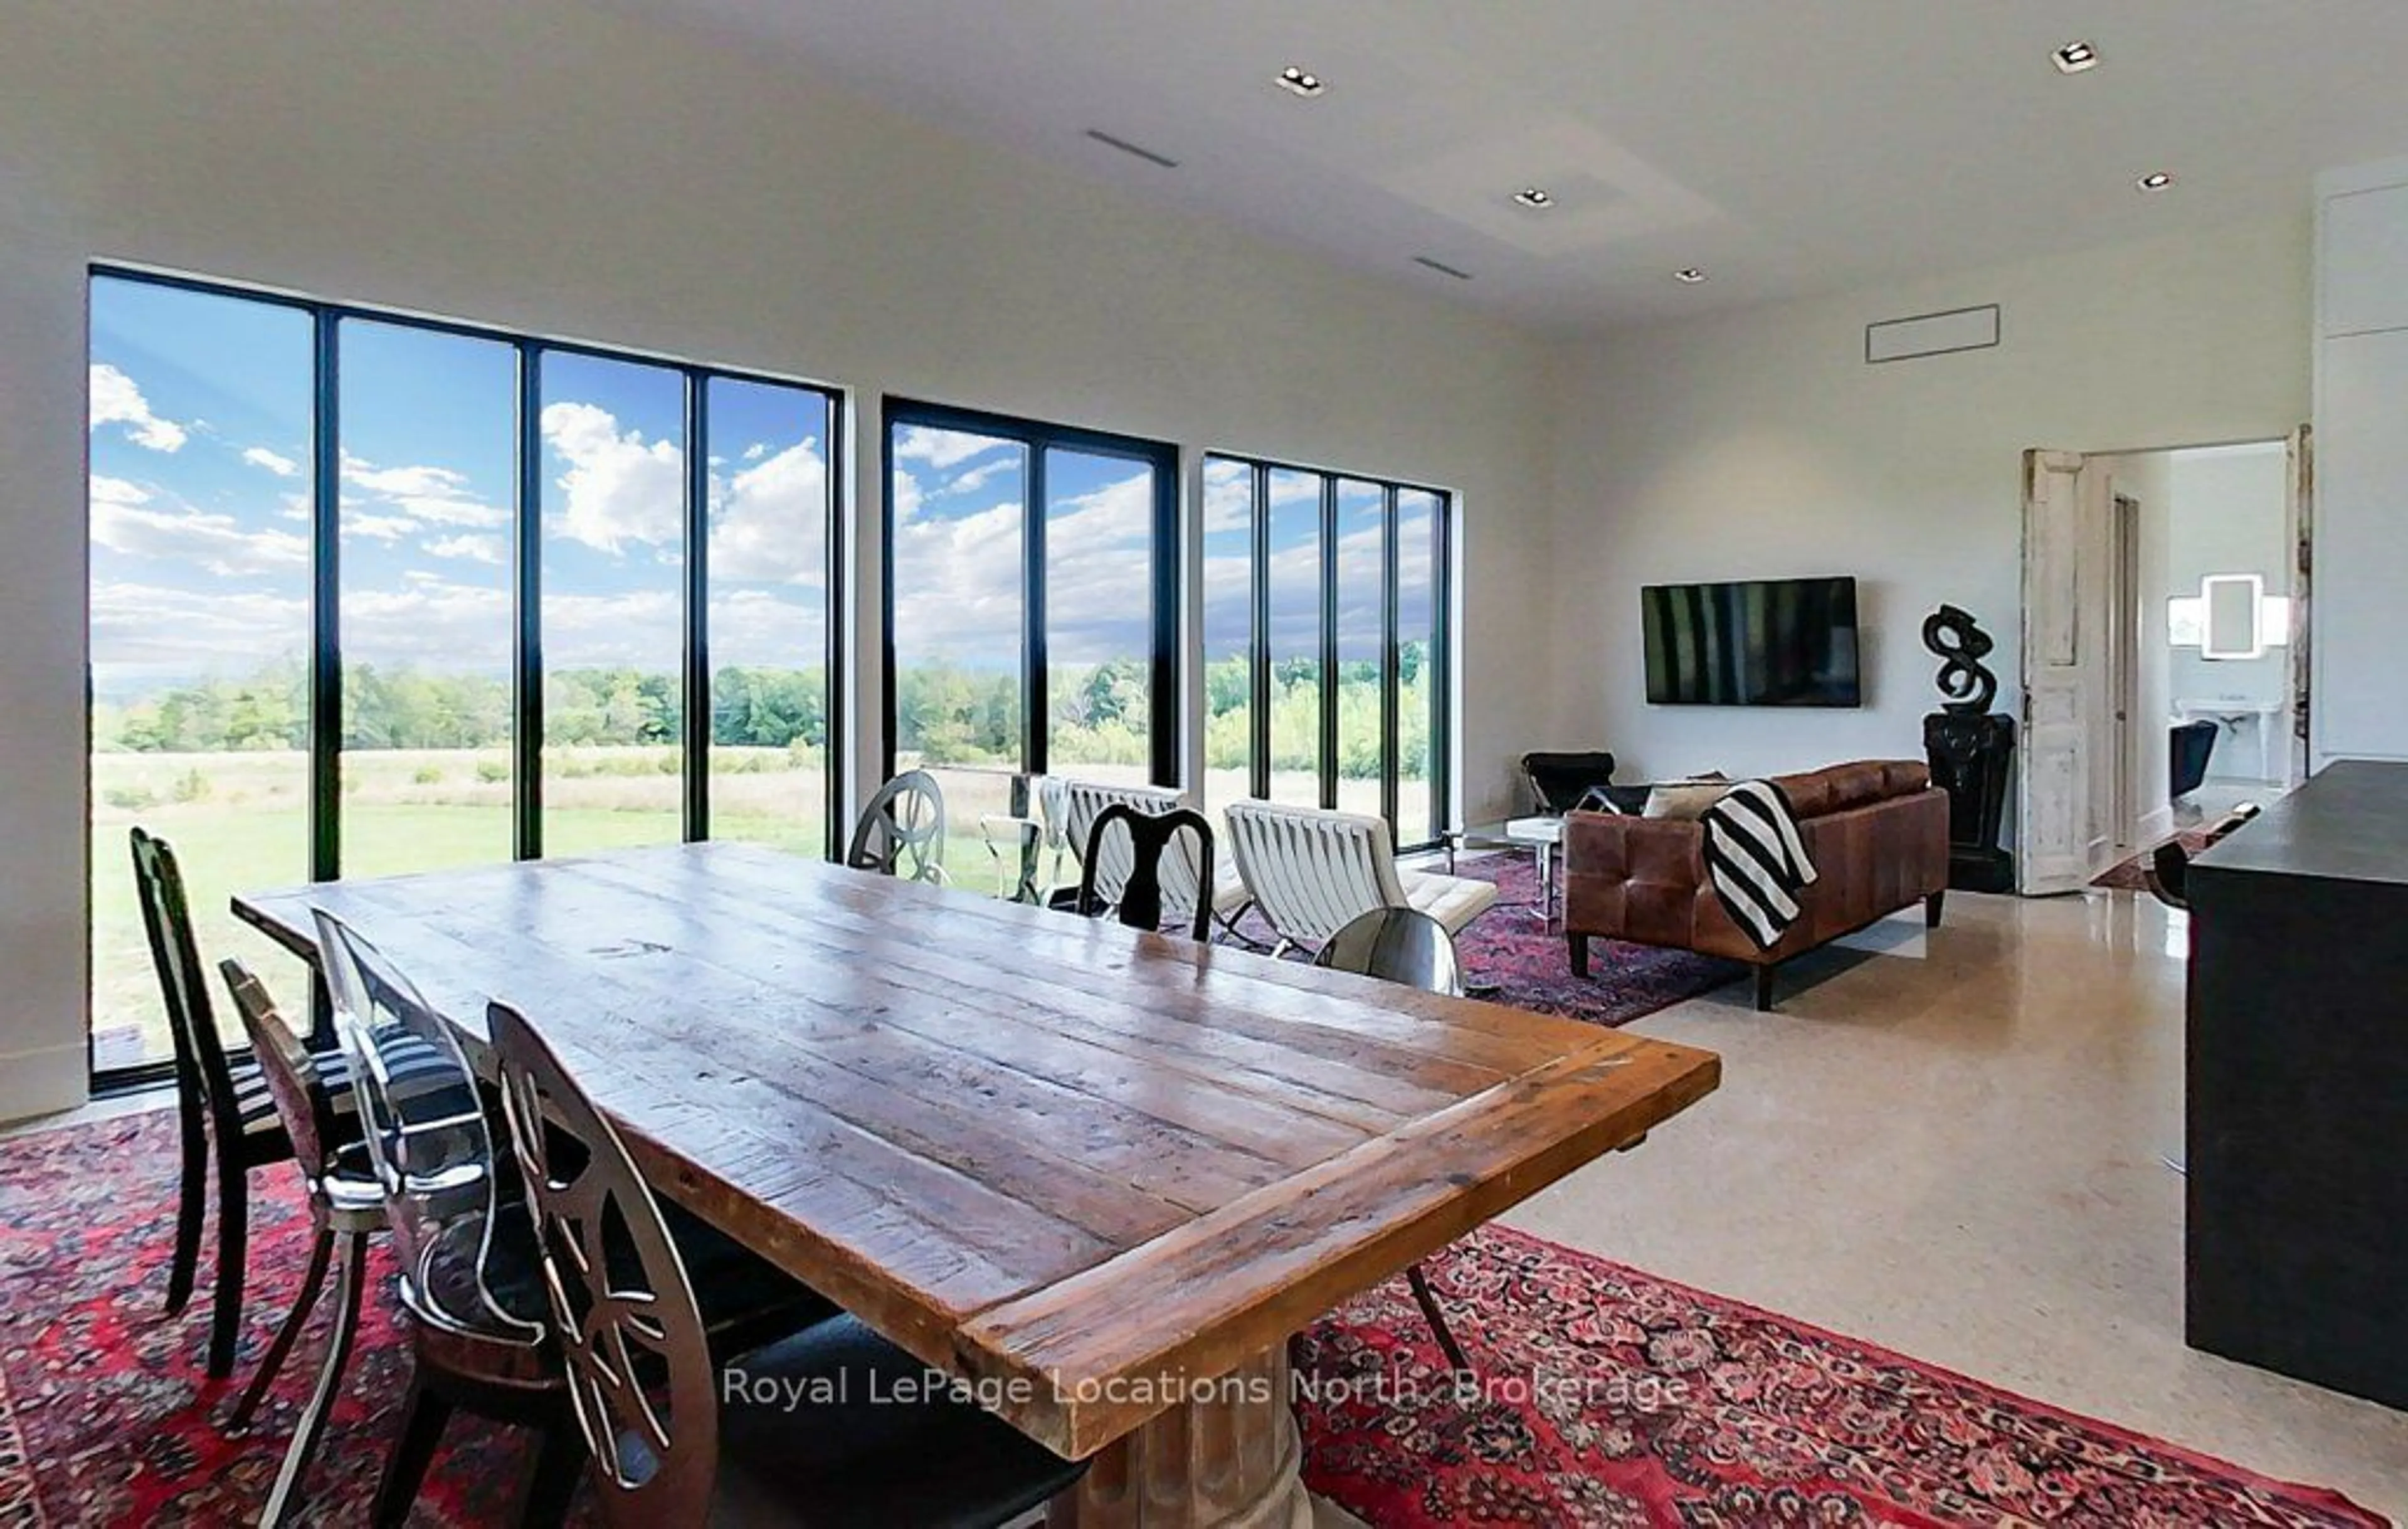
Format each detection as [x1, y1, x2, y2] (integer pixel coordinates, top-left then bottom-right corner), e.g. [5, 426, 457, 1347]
[2186, 759, 2408, 1409]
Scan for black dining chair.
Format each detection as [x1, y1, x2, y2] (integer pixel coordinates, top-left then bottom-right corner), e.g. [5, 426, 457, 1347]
[2142, 803, 2264, 911]
[216, 960, 386, 1525]
[845, 770, 949, 884]
[487, 1000, 1088, 1528]
[1314, 906, 1476, 1375]
[1076, 802, 1217, 941]
[130, 826, 356, 1380]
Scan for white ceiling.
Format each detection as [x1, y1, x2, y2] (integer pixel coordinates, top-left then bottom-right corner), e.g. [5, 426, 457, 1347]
[630, 0, 2408, 332]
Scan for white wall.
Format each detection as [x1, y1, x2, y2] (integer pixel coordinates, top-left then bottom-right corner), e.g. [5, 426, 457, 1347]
[1543, 218, 2311, 787]
[0, 1, 1558, 1120]
[2314, 157, 2408, 768]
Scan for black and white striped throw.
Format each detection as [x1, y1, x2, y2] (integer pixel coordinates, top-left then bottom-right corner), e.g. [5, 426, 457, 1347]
[1699, 780, 1817, 950]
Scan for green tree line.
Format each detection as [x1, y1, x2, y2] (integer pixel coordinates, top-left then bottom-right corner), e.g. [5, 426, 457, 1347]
[93, 644, 1430, 780]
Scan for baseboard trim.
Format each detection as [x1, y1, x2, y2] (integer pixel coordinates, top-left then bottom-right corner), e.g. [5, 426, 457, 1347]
[0, 1042, 89, 1127]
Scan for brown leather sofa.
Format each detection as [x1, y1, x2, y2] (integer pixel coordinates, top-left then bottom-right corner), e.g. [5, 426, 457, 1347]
[1562, 760, 1950, 1010]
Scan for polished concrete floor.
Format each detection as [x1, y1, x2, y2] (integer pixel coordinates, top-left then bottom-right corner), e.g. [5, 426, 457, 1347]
[1504, 887, 2408, 1521]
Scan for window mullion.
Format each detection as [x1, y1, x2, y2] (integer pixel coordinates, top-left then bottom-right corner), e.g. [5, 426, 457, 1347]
[682, 371, 710, 842]
[309, 310, 342, 885]
[1318, 474, 1339, 812]
[514, 343, 544, 861]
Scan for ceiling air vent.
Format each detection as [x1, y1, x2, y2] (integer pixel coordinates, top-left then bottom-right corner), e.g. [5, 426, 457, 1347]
[1413, 255, 1473, 282]
[1865, 304, 2000, 364]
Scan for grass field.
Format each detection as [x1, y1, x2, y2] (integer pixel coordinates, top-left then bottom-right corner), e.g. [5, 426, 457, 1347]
[90, 746, 828, 1069]
[90, 748, 1405, 1071]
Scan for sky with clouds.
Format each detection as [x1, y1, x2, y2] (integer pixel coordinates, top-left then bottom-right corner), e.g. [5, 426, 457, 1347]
[88, 277, 1439, 729]
[87, 276, 833, 697]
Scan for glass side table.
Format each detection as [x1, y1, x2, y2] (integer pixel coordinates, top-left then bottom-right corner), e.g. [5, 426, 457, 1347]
[1439, 815, 1564, 922]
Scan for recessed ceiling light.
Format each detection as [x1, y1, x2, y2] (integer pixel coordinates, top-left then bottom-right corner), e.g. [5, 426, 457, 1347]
[1512, 188, 1556, 210]
[2052, 40, 2100, 74]
[1672, 267, 1708, 284]
[1276, 65, 1326, 98]
[2137, 171, 2175, 191]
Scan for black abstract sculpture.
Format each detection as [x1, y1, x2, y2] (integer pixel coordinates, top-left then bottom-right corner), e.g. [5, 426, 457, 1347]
[1923, 604, 1999, 715]
[1920, 605, 2016, 893]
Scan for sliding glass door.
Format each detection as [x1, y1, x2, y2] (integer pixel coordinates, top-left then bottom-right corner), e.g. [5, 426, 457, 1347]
[1199, 453, 1452, 851]
[884, 401, 1178, 860]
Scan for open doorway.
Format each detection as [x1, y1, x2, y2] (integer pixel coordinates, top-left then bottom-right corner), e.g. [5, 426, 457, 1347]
[2098, 442, 2301, 849]
[2018, 430, 2309, 894]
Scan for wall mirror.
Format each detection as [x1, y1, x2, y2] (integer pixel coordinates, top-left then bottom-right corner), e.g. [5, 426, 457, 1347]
[2200, 573, 2266, 660]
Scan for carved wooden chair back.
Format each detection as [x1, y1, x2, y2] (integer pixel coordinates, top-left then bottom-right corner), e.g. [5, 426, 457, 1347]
[845, 770, 948, 884]
[489, 1000, 717, 1526]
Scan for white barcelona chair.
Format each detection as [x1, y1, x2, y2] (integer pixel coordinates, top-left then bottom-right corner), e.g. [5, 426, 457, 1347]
[1222, 800, 1498, 958]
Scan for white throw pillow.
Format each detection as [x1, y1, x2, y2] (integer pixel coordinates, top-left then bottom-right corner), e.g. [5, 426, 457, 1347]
[1644, 781, 1731, 820]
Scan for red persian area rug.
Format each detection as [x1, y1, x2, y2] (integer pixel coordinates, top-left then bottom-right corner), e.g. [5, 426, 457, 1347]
[1244, 853, 1743, 1029]
[2, 1114, 2387, 1528]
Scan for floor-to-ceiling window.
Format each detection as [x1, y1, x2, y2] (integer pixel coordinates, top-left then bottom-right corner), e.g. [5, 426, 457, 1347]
[884, 400, 1178, 860]
[86, 268, 841, 1082]
[1200, 453, 1451, 851]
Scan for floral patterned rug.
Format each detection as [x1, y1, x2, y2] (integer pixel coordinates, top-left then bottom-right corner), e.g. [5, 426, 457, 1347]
[1, 1116, 2384, 1527]
[1251, 852, 1744, 1028]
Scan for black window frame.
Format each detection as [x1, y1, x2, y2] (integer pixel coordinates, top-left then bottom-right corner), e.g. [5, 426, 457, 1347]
[86, 263, 847, 1091]
[1202, 452, 1454, 852]
[879, 397, 1182, 790]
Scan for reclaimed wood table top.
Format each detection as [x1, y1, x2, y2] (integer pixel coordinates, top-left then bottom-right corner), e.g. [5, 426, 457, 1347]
[235, 841, 1720, 1458]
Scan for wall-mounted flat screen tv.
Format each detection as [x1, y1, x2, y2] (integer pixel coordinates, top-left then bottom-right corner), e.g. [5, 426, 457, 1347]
[1642, 576, 1861, 707]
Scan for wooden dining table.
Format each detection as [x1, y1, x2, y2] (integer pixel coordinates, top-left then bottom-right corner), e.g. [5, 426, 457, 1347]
[235, 841, 1720, 1526]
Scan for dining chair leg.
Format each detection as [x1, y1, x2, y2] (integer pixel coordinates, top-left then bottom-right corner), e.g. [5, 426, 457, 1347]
[258, 1230, 368, 1529]
[1406, 1263, 1473, 1376]
[205, 1153, 250, 1378]
[227, 1224, 334, 1432]
[518, 1419, 586, 1528]
[166, 1102, 207, 1316]
[372, 1375, 454, 1529]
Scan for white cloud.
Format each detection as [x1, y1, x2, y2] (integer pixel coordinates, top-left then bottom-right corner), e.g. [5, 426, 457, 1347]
[89, 475, 152, 507]
[710, 439, 828, 584]
[426, 534, 505, 565]
[91, 496, 309, 577]
[892, 425, 1002, 471]
[890, 499, 1023, 664]
[243, 446, 302, 478]
[710, 588, 826, 670]
[89, 363, 189, 452]
[541, 401, 683, 553]
[342, 507, 418, 542]
[91, 580, 305, 670]
[542, 588, 682, 670]
[340, 453, 507, 529]
[892, 468, 925, 525]
[741, 442, 768, 462]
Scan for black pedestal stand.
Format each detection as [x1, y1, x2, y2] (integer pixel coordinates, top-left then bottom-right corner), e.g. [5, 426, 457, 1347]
[1925, 711, 2016, 893]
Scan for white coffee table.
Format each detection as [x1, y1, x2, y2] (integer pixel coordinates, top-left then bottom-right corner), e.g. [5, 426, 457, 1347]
[1441, 815, 1564, 921]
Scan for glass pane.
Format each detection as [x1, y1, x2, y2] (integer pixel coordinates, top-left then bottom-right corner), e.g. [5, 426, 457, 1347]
[539, 352, 686, 854]
[1200, 457, 1255, 830]
[1333, 479, 1387, 825]
[1045, 447, 1153, 790]
[336, 319, 517, 877]
[1266, 468, 1325, 808]
[889, 422, 1027, 866]
[706, 377, 833, 859]
[88, 276, 315, 1070]
[1396, 490, 1442, 847]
